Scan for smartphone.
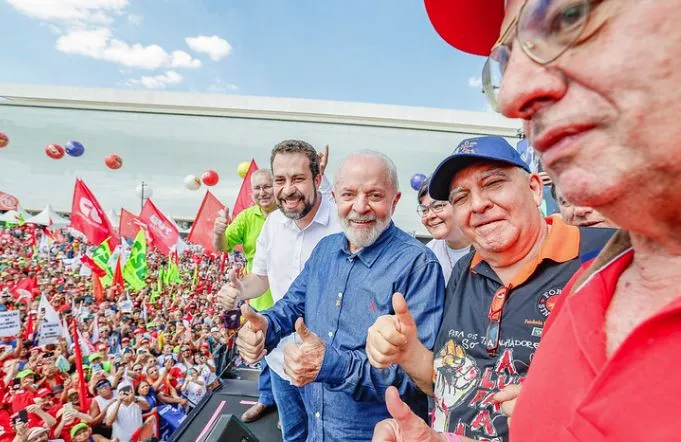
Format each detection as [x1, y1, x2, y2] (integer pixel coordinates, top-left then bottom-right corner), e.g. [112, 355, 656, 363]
[17, 409, 28, 424]
[222, 309, 241, 330]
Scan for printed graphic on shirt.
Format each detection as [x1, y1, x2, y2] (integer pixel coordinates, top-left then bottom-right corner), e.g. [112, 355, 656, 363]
[537, 288, 561, 318]
[433, 340, 480, 430]
[433, 337, 528, 441]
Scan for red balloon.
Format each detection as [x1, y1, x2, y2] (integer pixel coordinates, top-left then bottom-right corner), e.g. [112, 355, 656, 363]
[105, 153, 123, 170]
[45, 144, 65, 159]
[201, 169, 219, 186]
[0, 133, 8, 148]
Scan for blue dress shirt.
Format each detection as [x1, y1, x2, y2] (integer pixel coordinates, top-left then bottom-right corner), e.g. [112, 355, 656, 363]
[262, 222, 444, 441]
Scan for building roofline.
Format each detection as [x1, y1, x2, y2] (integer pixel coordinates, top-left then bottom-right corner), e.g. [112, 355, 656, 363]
[0, 83, 521, 136]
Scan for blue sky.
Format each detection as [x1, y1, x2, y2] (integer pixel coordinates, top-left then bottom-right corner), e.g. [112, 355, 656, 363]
[0, 0, 490, 111]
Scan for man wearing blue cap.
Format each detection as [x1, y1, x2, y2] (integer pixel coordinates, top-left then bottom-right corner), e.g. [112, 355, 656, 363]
[367, 136, 612, 441]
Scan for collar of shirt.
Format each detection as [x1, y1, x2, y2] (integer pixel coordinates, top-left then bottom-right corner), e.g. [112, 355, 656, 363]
[339, 221, 396, 268]
[471, 216, 580, 286]
[280, 192, 331, 230]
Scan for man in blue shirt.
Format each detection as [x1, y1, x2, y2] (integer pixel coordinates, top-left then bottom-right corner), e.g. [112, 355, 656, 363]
[236, 151, 445, 441]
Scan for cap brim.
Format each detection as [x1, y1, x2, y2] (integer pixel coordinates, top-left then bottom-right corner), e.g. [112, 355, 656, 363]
[429, 152, 531, 200]
[424, 0, 504, 56]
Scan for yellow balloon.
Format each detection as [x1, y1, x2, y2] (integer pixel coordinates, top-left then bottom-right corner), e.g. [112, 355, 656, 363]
[237, 161, 250, 178]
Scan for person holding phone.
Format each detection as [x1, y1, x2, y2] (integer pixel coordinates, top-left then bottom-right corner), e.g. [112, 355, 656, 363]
[105, 383, 153, 442]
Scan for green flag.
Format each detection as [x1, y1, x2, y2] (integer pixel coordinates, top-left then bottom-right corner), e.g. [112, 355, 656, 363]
[123, 230, 147, 291]
[92, 239, 113, 286]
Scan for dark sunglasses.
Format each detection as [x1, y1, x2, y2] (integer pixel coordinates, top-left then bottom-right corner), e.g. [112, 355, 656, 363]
[485, 285, 513, 357]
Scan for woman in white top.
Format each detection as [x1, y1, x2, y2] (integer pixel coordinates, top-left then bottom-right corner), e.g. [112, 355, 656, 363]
[417, 178, 471, 285]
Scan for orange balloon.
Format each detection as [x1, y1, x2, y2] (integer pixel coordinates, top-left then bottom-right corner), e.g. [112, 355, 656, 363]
[105, 153, 123, 170]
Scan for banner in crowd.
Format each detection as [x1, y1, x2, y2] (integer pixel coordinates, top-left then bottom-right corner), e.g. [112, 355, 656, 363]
[92, 239, 114, 286]
[119, 208, 152, 244]
[140, 199, 179, 256]
[0, 311, 20, 337]
[187, 191, 225, 253]
[123, 229, 148, 291]
[69, 179, 117, 248]
[232, 159, 258, 217]
[38, 294, 62, 346]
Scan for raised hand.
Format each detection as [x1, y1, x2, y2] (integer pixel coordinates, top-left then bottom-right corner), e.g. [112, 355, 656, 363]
[319, 144, 330, 176]
[213, 208, 231, 246]
[366, 292, 418, 368]
[217, 269, 243, 310]
[283, 318, 325, 387]
[235, 304, 268, 364]
[372, 387, 443, 442]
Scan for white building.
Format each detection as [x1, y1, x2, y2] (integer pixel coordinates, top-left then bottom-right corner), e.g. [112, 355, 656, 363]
[0, 84, 521, 236]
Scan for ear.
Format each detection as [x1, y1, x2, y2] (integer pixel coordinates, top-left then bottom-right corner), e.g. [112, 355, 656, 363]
[391, 192, 402, 213]
[314, 173, 322, 189]
[528, 173, 543, 207]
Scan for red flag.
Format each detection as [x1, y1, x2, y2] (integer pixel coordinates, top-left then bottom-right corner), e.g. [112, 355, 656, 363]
[187, 191, 225, 253]
[0, 191, 18, 211]
[70, 178, 117, 248]
[92, 273, 104, 303]
[232, 159, 259, 217]
[22, 314, 34, 340]
[113, 255, 125, 290]
[80, 255, 106, 278]
[11, 277, 35, 300]
[119, 209, 143, 240]
[139, 199, 179, 256]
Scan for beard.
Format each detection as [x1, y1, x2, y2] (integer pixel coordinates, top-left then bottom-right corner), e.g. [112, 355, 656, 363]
[340, 212, 391, 249]
[277, 186, 317, 220]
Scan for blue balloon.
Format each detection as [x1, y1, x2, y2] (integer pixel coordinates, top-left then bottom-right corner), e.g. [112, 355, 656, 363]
[410, 173, 427, 191]
[65, 140, 85, 157]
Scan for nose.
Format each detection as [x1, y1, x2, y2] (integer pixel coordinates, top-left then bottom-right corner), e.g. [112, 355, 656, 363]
[352, 194, 370, 215]
[496, 46, 567, 120]
[573, 205, 593, 218]
[469, 190, 493, 214]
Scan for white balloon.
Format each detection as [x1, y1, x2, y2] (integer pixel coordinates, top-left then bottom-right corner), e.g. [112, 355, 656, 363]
[184, 175, 201, 191]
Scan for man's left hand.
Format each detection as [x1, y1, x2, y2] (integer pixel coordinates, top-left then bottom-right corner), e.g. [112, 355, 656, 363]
[283, 318, 325, 387]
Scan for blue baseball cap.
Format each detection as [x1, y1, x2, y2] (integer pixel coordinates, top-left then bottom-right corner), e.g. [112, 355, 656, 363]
[428, 136, 531, 201]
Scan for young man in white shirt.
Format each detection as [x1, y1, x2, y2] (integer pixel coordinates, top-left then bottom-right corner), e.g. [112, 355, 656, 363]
[218, 140, 339, 441]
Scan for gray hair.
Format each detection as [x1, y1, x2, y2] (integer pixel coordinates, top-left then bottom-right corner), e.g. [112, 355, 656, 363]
[250, 168, 273, 184]
[336, 150, 400, 191]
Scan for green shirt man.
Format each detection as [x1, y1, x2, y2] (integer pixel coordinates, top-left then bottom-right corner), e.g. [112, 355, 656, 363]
[214, 170, 276, 311]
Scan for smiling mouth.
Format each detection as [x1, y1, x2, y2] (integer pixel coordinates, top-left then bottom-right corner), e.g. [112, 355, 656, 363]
[427, 221, 445, 228]
[473, 219, 502, 229]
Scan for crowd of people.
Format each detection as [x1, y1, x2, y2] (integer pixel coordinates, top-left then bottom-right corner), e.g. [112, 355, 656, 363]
[3, 1, 681, 441]
[0, 226, 241, 442]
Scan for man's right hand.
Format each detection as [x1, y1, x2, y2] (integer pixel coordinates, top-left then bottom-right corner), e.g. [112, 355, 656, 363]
[217, 270, 243, 310]
[372, 387, 443, 442]
[236, 304, 269, 364]
[213, 208, 230, 242]
[366, 292, 419, 369]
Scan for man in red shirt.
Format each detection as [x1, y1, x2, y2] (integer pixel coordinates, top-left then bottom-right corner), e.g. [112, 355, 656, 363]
[371, 1, 681, 441]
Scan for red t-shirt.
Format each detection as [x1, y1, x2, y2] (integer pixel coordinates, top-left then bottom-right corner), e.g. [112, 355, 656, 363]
[512, 244, 681, 441]
[0, 409, 14, 442]
[10, 390, 35, 413]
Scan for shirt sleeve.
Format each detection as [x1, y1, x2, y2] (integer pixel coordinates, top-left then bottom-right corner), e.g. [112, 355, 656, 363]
[315, 256, 445, 402]
[261, 256, 311, 349]
[223, 210, 247, 253]
[251, 216, 270, 277]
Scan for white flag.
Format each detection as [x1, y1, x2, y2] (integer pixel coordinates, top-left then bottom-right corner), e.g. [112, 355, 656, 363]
[38, 296, 61, 346]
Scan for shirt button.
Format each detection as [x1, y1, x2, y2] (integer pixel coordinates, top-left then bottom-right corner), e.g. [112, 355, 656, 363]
[337, 292, 343, 298]
[328, 331, 333, 337]
[315, 412, 320, 419]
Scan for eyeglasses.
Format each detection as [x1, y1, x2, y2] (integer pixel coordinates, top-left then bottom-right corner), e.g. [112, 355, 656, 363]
[483, 0, 607, 111]
[416, 201, 449, 217]
[252, 184, 273, 192]
[485, 285, 513, 356]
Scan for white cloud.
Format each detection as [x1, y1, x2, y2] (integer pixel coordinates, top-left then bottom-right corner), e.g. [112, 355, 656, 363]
[56, 28, 201, 69]
[467, 76, 482, 88]
[126, 70, 183, 89]
[185, 35, 232, 61]
[127, 13, 143, 25]
[6, 0, 128, 24]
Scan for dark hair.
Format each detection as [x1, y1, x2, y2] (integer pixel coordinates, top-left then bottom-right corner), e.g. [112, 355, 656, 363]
[417, 177, 432, 204]
[270, 139, 320, 178]
[550, 183, 557, 200]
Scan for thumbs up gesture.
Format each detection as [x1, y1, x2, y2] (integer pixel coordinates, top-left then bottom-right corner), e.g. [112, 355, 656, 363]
[372, 387, 442, 442]
[217, 269, 243, 310]
[283, 318, 326, 387]
[212, 208, 231, 250]
[236, 303, 269, 364]
[366, 293, 418, 369]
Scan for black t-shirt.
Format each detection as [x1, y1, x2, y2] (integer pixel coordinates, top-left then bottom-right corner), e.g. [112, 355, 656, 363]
[432, 222, 613, 441]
